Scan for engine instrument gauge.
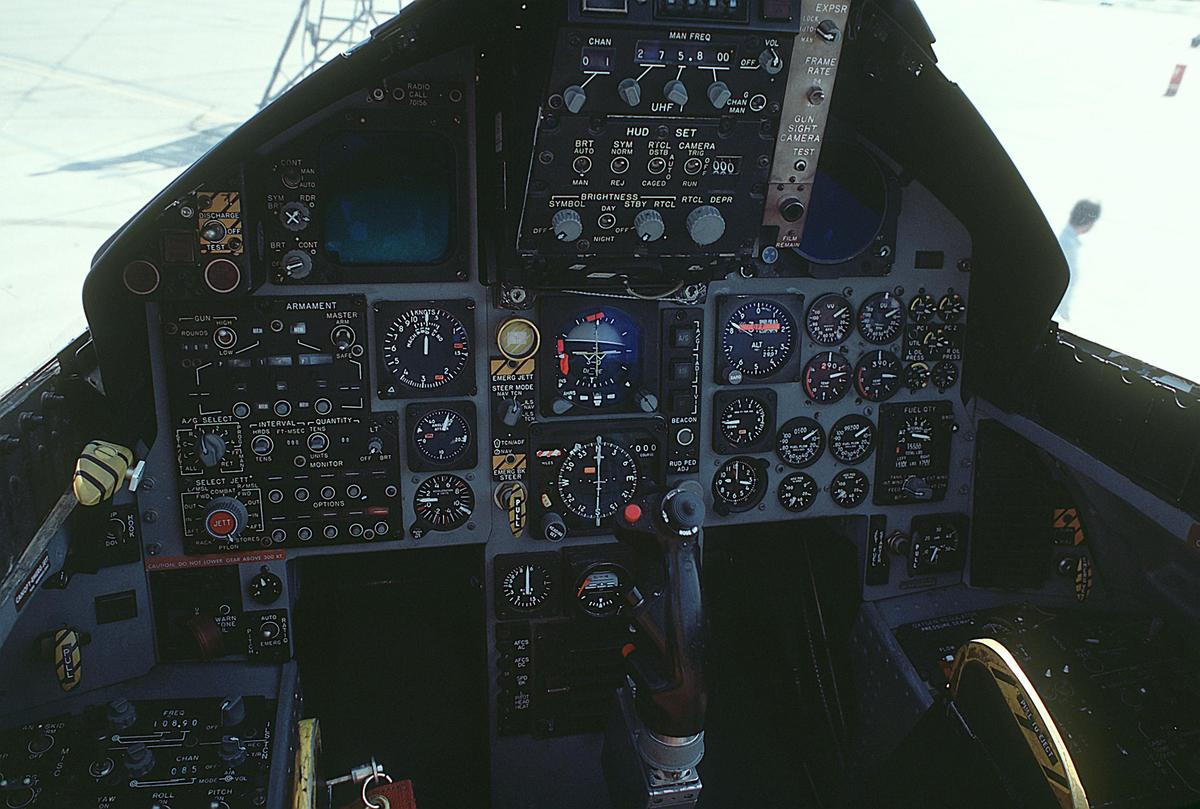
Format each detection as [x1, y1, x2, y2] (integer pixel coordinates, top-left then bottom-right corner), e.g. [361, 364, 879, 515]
[379, 305, 472, 395]
[776, 417, 824, 469]
[938, 292, 966, 323]
[896, 414, 938, 470]
[413, 473, 475, 531]
[556, 437, 640, 527]
[830, 468, 870, 508]
[718, 395, 769, 449]
[712, 457, 766, 513]
[909, 293, 937, 324]
[922, 327, 953, 359]
[778, 472, 819, 513]
[910, 517, 964, 574]
[720, 299, 796, 379]
[829, 415, 876, 464]
[806, 294, 854, 345]
[854, 350, 903, 402]
[553, 308, 639, 409]
[906, 362, 931, 391]
[803, 351, 853, 403]
[857, 292, 905, 344]
[932, 361, 959, 391]
[574, 563, 629, 618]
[501, 561, 554, 611]
[412, 408, 472, 465]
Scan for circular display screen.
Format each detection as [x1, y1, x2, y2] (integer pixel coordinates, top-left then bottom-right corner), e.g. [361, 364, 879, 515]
[797, 140, 887, 265]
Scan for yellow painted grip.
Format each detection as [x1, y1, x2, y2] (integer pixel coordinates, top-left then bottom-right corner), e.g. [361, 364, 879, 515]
[72, 440, 134, 506]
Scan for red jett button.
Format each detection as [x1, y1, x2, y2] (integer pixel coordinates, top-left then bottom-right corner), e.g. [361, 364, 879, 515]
[207, 510, 237, 537]
[622, 503, 642, 524]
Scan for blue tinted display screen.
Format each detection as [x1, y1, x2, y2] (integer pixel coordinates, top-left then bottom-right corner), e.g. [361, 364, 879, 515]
[321, 132, 454, 266]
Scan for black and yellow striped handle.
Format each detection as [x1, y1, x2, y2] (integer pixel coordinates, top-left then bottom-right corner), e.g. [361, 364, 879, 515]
[72, 440, 135, 506]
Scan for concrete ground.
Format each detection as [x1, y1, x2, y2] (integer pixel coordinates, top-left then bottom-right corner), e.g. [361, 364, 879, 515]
[0, 1, 404, 393]
[0, 0, 1196, 390]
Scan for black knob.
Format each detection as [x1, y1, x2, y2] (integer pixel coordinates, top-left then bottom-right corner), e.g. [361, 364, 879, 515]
[248, 568, 283, 605]
[665, 486, 705, 532]
[19, 412, 44, 432]
[541, 512, 567, 542]
[220, 695, 246, 728]
[106, 698, 137, 732]
[779, 197, 806, 222]
[218, 735, 247, 767]
[123, 742, 155, 777]
[40, 392, 66, 409]
[196, 432, 227, 468]
[0, 434, 19, 453]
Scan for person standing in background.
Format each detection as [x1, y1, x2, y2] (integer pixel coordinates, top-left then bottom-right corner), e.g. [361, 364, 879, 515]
[1055, 199, 1101, 326]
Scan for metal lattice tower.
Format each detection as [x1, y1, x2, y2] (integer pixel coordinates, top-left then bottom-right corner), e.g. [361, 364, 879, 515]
[260, 0, 405, 108]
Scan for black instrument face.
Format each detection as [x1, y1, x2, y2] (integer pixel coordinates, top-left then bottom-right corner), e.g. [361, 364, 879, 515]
[719, 395, 769, 448]
[574, 563, 628, 618]
[932, 360, 959, 391]
[553, 308, 640, 409]
[906, 362, 931, 391]
[803, 351, 853, 403]
[857, 292, 905, 344]
[413, 408, 472, 465]
[909, 293, 937, 324]
[830, 468, 870, 508]
[910, 518, 963, 574]
[501, 562, 554, 611]
[829, 415, 876, 464]
[379, 305, 471, 395]
[713, 457, 766, 512]
[778, 472, 819, 513]
[938, 292, 966, 323]
[776, 417, 824, 469]
[413, 473, 474, 531]
[556, 437, 641, 528]
[806, 294, 854, 345]
[854, 350, 903, 402]
[720, 299, 796, 379]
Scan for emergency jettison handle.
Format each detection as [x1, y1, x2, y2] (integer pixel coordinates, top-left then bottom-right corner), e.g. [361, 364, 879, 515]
[613, 481, 707, 739]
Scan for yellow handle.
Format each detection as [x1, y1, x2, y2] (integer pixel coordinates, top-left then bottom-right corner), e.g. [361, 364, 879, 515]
[72, 440, 135, 506]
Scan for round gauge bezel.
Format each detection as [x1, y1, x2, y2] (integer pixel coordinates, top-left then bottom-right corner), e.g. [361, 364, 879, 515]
[805, 294, 855, 346]
[712, 457, 767, 513]
[776, 417, 825, 469]
[909, 293, 937, 324]
[932, 360, 959, 391]
[412, 408, 473, 465]
[906, 362, 931, 391]
[720, 299, 797, 380]
[413, 473, 475, 531]
[803, 351, 853, 404]
[778, 472, 819, 513]
[500, 562, 554, 612]
[552, 308, 642, 410]
[555, 437, 641, 526]
[830, 468, 870, 509]
[574, 562, 629, 618]
[718, 395, 769, 449]
[938, 292, 966, 323]
[829, 415, 876, 464]
[857, 292, 906, 344]
[854, 350, 904, 403]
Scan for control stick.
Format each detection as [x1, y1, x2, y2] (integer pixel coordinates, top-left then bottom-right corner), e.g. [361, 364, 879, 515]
[603, 481, 707, 809]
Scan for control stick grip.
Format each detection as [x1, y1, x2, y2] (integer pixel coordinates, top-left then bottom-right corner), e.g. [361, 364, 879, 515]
[615, 482, 707, 738]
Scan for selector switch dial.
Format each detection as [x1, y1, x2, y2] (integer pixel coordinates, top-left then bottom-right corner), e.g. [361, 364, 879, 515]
[563, 84, 587, 113]
[204, 497, 249, 541]
[617, 77, 642, 107]
[663, 79, 689, 107]
[686, 205, 726, 247]
[633, 209, 666, 242]
[552, 209, 584, 242]
[707, 81, 732, 110]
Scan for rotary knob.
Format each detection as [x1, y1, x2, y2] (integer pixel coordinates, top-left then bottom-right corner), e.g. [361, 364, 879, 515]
[759, 47, 784, 75]
[196, 431, 227, 469]
[707, 81, 732, 110]
[541, 512, 567, 542]
[204, 497, 249, 541]
[563, 84, 587, 114]
[663, 79, 689, 107]
[106, 698, 137, 732]
[617, 77, 642, 107]
[685, 205, 726, 247]
[123, 743, 155, 778]
[633, 209, 665, 243]
[551, 209, 584, 242]
[219, 735, 247, 767]
[220, 695, 247, 728]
